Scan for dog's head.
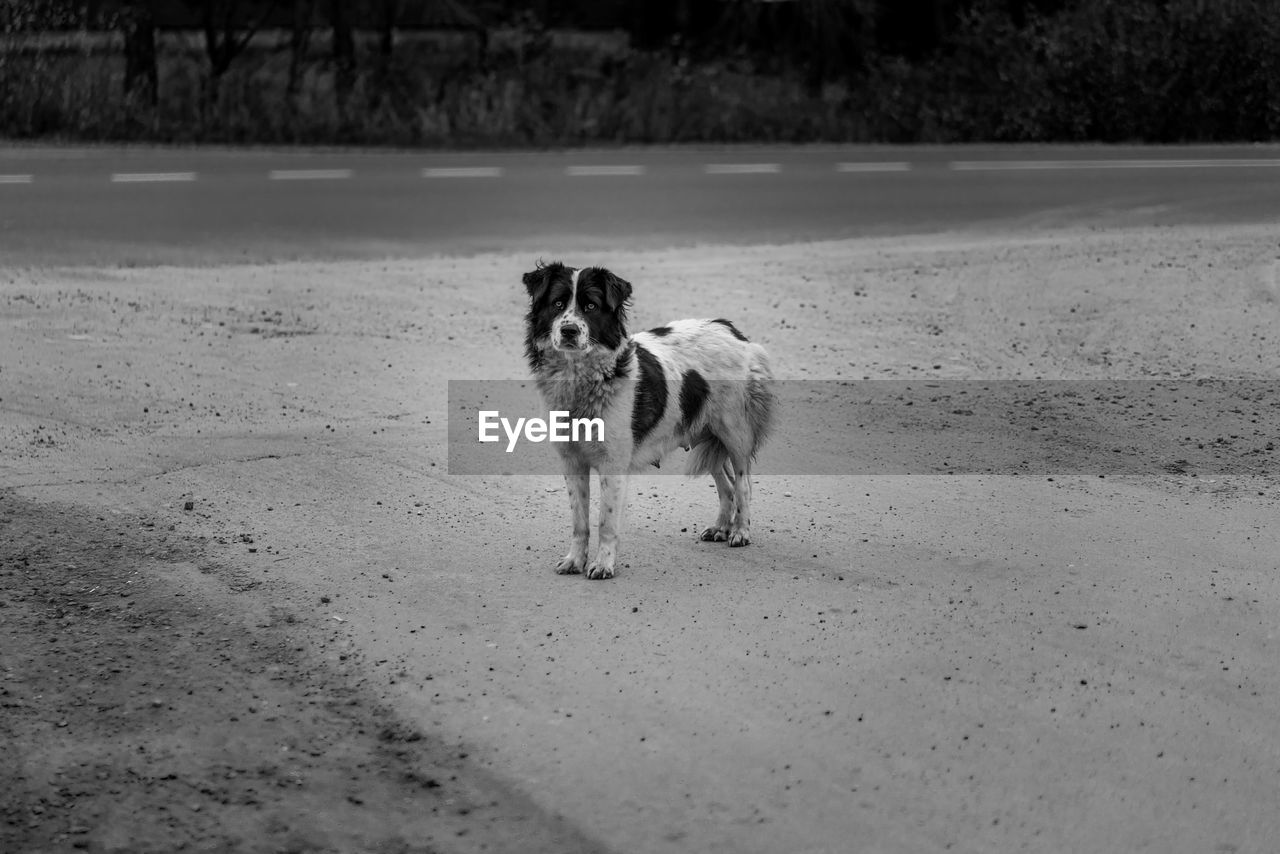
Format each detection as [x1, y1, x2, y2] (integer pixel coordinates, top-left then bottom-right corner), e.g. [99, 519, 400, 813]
[523, 261, 632, 364]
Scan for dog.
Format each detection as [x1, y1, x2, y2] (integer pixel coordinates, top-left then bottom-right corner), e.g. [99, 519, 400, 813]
[522, 261, 773, 580]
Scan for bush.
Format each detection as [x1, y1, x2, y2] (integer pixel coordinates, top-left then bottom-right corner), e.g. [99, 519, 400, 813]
[0, 34, 873, 147]
[925, 0, 1280, 143]
[2, 1, 1279, 146]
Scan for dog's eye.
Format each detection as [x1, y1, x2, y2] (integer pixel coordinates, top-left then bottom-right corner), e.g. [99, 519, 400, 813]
[585, 302, 597, 312]
[553, 299, 565, 309]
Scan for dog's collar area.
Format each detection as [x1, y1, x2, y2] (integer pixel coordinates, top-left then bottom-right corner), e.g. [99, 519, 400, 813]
[532, 340, 632, 384]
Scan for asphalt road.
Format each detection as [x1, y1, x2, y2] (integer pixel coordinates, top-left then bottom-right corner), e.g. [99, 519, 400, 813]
[2, 144, 1280, 265]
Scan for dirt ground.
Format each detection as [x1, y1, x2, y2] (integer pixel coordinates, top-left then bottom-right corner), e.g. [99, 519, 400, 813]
[3, 225, 1280, 853]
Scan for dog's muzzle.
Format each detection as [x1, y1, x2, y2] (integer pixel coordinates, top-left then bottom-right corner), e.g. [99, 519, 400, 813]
[554, 323, 587, 350]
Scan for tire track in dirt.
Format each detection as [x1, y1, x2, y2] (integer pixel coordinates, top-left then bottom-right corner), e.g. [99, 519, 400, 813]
[0, 492, 608, 854]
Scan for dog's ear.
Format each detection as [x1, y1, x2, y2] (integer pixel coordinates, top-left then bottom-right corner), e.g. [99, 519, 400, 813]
[602, 271, 632, 314]
[522, 264, 549, 303]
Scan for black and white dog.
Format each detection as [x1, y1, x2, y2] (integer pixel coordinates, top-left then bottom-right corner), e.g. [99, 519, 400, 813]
[522, 261, 773, 579]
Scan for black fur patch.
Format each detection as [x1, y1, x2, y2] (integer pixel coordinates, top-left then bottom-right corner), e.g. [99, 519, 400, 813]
[631, 344, 667, 445]
[679, 368, 709, 430]
[522, 261, 575, 371]
[574, 267, 631, 351]
[648, 326, 673, 337]
[711, 318, 749, 341]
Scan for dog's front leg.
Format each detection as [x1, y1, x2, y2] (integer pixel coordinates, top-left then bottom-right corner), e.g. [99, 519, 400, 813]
[587, 472, 629, 580]
[728, 461, 753, 547]
[555, 461, 590, 575]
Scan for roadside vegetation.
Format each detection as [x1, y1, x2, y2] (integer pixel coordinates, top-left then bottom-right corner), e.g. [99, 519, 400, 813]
[2, 0, 1278, 146]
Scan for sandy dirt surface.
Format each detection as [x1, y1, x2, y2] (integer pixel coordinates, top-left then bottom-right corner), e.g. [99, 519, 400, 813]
[4, 225, 1280, 853]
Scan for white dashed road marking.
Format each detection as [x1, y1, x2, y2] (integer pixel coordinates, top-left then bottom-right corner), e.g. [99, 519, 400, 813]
[12, 157, 1280, 186]
[950, 159, 1280, 171]
[268, 168, 354, 180]
[421, 166, 505, 178]
[837, 162, 911, 172]
[705, 163, 781, 174]
[110, 172, 197, 183]
[566, 165, 646, 176]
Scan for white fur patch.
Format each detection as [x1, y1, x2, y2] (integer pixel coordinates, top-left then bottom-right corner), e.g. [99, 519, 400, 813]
[551, 267, 588, 351]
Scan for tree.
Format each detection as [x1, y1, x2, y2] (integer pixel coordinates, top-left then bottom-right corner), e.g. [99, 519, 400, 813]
[378, 0, 396, 58]
[329, 0, 355, 94]
[725, 0, 881, 92]
[193, 0, 279, 99]
[0, 0, 83, 30]
[287, 0, 313, 96]
[396, 0, 489, 63]
[121, 0, 158, 105]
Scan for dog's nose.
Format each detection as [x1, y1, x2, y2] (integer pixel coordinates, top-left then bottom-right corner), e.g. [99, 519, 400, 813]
[560, 326, 580, 341]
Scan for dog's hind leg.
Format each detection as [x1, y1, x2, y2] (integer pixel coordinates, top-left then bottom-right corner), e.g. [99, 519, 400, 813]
[587, 472, 629, 580]
[555, 461, 590, 575]
[700, 461, 736, 542]
[727, 456, 753, 547]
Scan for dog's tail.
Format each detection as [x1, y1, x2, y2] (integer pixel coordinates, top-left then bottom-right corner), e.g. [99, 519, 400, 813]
[744, 346, 774, 459]
[685, 347, 774, 476]
[685, 435, 731, 478]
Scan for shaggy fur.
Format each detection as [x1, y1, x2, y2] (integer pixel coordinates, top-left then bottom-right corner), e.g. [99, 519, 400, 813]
[522, 261, 774, 580]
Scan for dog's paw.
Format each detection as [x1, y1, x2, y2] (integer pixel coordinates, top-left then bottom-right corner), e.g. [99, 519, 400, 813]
[555, 555, 585, 575]
[727, 529, 751, 547]
[699, 526, 729, 542]
[585, 559, 616, 580]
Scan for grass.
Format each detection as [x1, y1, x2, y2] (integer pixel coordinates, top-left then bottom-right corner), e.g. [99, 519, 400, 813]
[0, 32, 865, 147]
